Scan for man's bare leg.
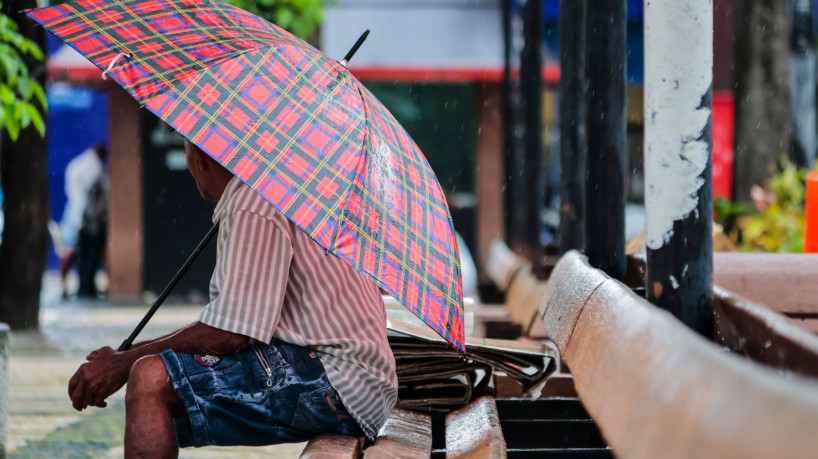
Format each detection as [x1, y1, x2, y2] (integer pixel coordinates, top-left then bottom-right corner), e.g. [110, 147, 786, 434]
[124, 355, 185, 459]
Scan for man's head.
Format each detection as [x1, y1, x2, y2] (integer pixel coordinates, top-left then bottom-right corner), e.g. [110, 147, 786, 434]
[184, 140, 234, 202]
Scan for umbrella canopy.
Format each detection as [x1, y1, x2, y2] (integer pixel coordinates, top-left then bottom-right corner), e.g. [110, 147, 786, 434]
[28, 0, 465, 351]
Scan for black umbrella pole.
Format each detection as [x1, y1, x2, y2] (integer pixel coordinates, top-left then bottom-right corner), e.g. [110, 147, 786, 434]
[117, 221, 220, 352]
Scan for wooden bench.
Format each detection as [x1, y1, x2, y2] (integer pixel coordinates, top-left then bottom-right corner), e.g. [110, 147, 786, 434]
[299, 434, 363, 459]
[300, 408, 432, 458]
[300, 398, 507, 458]
[365, 408, 432, 458]
[445, 396, 506, 459]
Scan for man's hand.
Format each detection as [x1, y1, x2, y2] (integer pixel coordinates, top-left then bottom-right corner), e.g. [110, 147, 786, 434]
[66, 322, 248, 412]
[67, 346, 131, 411]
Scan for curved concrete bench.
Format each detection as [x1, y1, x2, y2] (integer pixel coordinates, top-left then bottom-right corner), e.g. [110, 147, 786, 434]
[540, 251, 818, 459]
[714, 286, 818, 379]
[714, 253, 818, 316]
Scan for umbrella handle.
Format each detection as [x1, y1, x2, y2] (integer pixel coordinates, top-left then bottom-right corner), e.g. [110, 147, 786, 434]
[339, 29, 370, 67]
[117, 221, 220, 352]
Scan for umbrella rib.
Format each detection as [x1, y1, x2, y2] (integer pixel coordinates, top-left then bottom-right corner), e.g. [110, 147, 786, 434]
[326, 90, 371, 254]
[350, 88, 463, 333]
[355, 91, 462, 293]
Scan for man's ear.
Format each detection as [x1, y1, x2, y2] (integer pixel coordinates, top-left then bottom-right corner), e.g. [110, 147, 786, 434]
[193, 150, 212, 173]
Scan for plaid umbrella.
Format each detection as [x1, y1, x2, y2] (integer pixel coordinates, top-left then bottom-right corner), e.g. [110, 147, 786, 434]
[28, 0, 465, 351]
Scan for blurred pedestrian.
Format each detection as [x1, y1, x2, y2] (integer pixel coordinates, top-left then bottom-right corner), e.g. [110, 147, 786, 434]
[59, 142, 108, 298]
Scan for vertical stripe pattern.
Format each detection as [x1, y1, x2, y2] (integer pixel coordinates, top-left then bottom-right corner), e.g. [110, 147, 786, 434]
[200, 178, 398, 439]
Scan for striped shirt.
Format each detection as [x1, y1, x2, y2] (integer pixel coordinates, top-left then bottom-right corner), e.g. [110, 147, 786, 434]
[199, 177, 398, 439]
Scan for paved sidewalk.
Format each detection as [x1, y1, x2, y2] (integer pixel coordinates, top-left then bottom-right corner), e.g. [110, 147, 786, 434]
[7, 286, 305, 458]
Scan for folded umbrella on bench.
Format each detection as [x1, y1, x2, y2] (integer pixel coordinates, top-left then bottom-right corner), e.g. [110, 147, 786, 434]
[397, 376, 477, 409]
[388, 320, 555, 410]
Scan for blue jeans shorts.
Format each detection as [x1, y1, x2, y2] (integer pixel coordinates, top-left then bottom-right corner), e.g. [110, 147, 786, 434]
[159, 341, 364, 447]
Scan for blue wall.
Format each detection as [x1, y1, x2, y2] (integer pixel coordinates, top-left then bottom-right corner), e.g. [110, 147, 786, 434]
[47, 84, 109, 268]
[510, 0, 646, 84]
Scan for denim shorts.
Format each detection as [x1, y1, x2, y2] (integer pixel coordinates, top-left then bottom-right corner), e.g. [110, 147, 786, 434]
[159, 341, 364, 447]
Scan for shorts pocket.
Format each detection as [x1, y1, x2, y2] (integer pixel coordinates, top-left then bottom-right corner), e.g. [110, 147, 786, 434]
[207, 352, 271, 404]
[291, 385, 344, 433]
[327, 389, 354, 421]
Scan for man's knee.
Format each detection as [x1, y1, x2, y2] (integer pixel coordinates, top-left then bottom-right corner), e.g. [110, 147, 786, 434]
[126, 355, 171, 402]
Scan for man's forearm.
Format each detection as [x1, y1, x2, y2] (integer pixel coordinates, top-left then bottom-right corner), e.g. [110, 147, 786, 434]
[128, 329, 178, 351]
[100, 322, 249, 383]
[120, 322, 249, 366]
[68, 321, 250, 411]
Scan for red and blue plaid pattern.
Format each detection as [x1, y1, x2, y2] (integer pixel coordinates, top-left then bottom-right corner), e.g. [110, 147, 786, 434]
[28, 0, 465, 351]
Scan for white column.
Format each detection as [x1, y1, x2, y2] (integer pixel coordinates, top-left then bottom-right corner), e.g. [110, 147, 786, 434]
[644, 0, 714, 335]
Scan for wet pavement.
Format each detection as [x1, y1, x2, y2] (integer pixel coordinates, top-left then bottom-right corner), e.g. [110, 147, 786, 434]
[6, 274, 305, 458]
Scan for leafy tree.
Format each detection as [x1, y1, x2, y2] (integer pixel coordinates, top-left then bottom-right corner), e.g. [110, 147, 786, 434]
[223, 0, 329, 39]
[0, 0, 48, 330]
[0, 7, 45, 140]
[50, 0, 332, 40]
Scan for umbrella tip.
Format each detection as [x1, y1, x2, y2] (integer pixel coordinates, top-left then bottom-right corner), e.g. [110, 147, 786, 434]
[339, 29, 370, 68]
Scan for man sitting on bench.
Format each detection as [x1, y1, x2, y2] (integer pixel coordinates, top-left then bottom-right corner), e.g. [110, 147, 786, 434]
[66, 140, 398, 458]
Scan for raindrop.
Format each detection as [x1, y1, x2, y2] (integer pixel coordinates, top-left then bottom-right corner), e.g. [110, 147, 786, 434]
[669, 275, 679, 289]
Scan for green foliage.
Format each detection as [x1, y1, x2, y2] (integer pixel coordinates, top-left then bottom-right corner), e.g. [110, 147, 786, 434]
[222, 0, 331, 39]
[53, 0, 332, 40]
[715, 157, 810, 252]
[0, 7, 45, 141]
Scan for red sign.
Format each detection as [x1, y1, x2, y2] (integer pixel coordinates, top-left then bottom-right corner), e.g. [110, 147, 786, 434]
[712, 91, 735, 199]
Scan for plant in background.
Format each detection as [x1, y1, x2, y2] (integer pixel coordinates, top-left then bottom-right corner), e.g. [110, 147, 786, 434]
[716, 157, 810, 252]
[0, 7, 45, 140]
[223, 0, 331, 39]
[55, 0, 333, 42]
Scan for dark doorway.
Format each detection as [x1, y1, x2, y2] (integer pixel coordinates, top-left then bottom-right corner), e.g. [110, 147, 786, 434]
[142, 113, 216, 300]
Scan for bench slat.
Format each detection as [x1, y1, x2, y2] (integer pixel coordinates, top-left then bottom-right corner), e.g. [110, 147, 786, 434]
[300, 434, 363, 459]
[445, 396, 506, 458]
[365, 408, 432, 458]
